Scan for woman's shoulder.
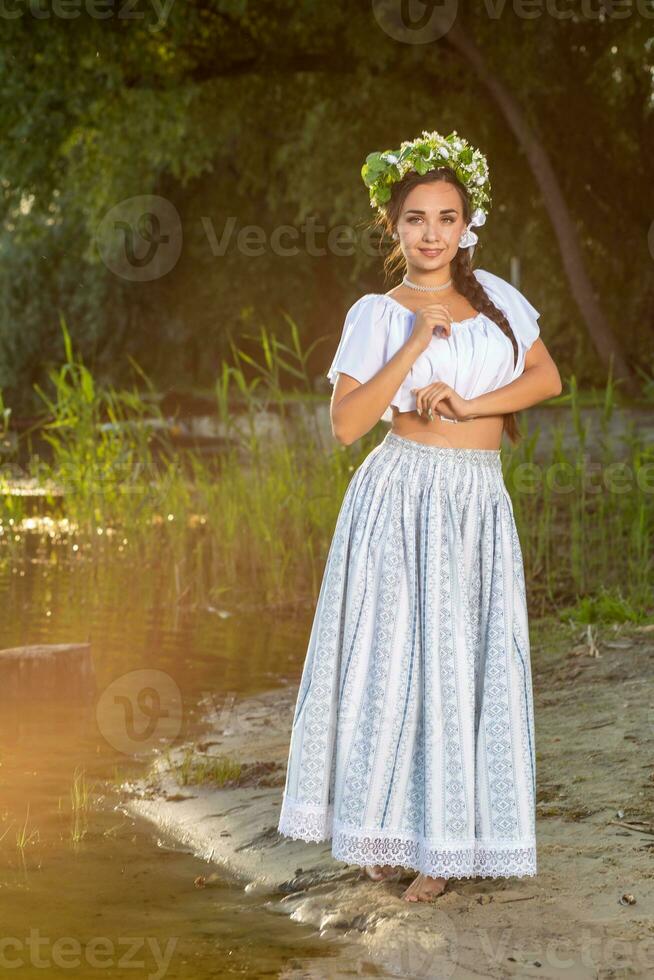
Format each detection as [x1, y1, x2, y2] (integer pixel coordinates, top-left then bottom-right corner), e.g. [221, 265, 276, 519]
[342, 292, 401, 327]
[473, 267, 538, 310]
[473, 267, 540, 347]
[346, 292, 389, 312]
[337, 293, 395, 345]
[473, 267, 521, 298]
[327, 293, 394, 387]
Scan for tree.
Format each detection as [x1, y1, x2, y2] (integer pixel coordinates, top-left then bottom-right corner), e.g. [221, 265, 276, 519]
[0, 0, 650, 409]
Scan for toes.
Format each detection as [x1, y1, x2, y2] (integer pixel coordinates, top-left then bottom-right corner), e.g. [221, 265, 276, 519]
[400, 874, 447, 902]
[367, 863, 404, 882]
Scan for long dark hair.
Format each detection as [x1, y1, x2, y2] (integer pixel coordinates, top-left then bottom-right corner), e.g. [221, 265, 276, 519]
[369, 167, 522, 445]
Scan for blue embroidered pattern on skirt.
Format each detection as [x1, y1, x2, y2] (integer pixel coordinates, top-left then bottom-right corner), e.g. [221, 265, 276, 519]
[277, 431, 537, 879]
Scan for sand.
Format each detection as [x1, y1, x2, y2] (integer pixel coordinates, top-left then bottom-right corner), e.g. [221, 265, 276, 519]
[124, 620, 654, 979]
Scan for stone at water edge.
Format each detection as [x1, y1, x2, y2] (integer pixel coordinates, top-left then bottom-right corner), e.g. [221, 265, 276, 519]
[0, 643, 95, 699]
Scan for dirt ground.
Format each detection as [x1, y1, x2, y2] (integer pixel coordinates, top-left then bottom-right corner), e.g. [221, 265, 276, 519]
[125, 618, 654, 979]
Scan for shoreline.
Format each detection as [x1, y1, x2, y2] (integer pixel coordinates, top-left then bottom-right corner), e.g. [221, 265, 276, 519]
[124, 621, 654, 978]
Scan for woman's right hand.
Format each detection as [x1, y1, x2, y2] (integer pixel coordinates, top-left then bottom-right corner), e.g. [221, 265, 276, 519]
[409, 304, 453, 354]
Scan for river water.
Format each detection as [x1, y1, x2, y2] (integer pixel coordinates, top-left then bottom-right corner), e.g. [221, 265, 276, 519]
[0, 529, 356, 979]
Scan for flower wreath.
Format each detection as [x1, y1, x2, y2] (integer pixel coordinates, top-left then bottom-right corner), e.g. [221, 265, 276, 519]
[361, 128, 492, 219]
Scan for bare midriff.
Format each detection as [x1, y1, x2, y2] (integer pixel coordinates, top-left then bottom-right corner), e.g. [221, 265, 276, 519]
[390, 407, 504, 450]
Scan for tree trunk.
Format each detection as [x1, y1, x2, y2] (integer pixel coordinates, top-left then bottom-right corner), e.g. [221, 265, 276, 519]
[443, 20, 639, 395]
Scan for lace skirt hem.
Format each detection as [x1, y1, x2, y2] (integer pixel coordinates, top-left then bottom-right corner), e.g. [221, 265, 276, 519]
[277, 802, 537, 880]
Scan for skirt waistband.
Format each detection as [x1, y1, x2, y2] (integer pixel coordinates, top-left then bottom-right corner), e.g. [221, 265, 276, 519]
[383, 431, 502, 467]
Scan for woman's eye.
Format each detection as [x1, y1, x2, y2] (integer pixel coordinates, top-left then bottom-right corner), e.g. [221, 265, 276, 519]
[407, 216, 455, 224]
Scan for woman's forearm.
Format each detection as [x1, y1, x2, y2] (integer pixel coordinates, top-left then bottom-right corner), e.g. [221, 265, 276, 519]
[464, 365, 563, 420]
[331, 339, 424, 445]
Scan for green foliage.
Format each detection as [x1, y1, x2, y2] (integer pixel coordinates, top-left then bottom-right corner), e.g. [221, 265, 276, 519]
[361, 130, 491, 214]
[558, 588, 647, 626]
[0, 1, 651, 411]
[28, 314, 173, 537]
[0, 318, 652, 616]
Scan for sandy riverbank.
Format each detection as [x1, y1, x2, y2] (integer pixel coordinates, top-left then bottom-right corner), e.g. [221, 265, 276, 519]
[124, 619, 654, 979]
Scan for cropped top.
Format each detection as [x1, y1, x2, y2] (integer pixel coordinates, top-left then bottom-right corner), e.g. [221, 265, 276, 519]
[326, 267, 541, 423]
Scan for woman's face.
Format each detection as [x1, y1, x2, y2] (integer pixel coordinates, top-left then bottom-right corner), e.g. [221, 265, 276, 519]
[394, 181, 468, 273]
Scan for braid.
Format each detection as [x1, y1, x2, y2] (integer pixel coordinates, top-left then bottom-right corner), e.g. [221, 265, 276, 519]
[452, 254, 518, 369]
[452, 250, 521, 444]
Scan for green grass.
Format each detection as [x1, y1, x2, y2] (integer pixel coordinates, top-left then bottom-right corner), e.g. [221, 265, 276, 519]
[0, 314, 652, 621]
[14, 802, 39, 850]
[68, 766, 99, 844]
[168, 746, 243, 787]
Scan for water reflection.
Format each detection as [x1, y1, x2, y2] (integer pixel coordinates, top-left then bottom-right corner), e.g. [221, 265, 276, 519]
[0, 533, 344, 978]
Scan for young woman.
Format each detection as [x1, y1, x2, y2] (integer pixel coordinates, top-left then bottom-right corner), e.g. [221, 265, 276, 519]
[277, 130, 562, 903]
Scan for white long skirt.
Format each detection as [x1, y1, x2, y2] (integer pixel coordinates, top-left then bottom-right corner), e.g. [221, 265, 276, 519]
[277, 431, 537, 879]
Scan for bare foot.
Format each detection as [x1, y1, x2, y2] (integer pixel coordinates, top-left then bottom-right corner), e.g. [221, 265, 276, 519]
[401, 873, 447, 902]
[364, 864, 404, 881]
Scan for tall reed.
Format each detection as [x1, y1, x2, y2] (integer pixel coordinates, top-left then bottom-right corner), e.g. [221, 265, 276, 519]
[0, 315, 651, 619]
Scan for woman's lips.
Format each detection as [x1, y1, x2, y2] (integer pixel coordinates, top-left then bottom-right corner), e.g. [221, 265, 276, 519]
[420, 248, 444, 257]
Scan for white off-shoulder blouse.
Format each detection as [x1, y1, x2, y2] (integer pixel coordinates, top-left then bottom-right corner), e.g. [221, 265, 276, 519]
[326, 267, 541, 423]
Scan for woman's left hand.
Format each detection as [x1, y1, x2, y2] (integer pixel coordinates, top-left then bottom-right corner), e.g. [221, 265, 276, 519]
[410, 383, 473, 422]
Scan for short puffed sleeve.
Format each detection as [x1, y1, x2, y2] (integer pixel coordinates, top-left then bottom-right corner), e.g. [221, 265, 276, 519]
[473, 268, 540, 379]
[326, 295, 389, 387]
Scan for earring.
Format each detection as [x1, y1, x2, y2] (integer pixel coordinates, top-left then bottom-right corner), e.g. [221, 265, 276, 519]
[392, 232, 398, 240]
